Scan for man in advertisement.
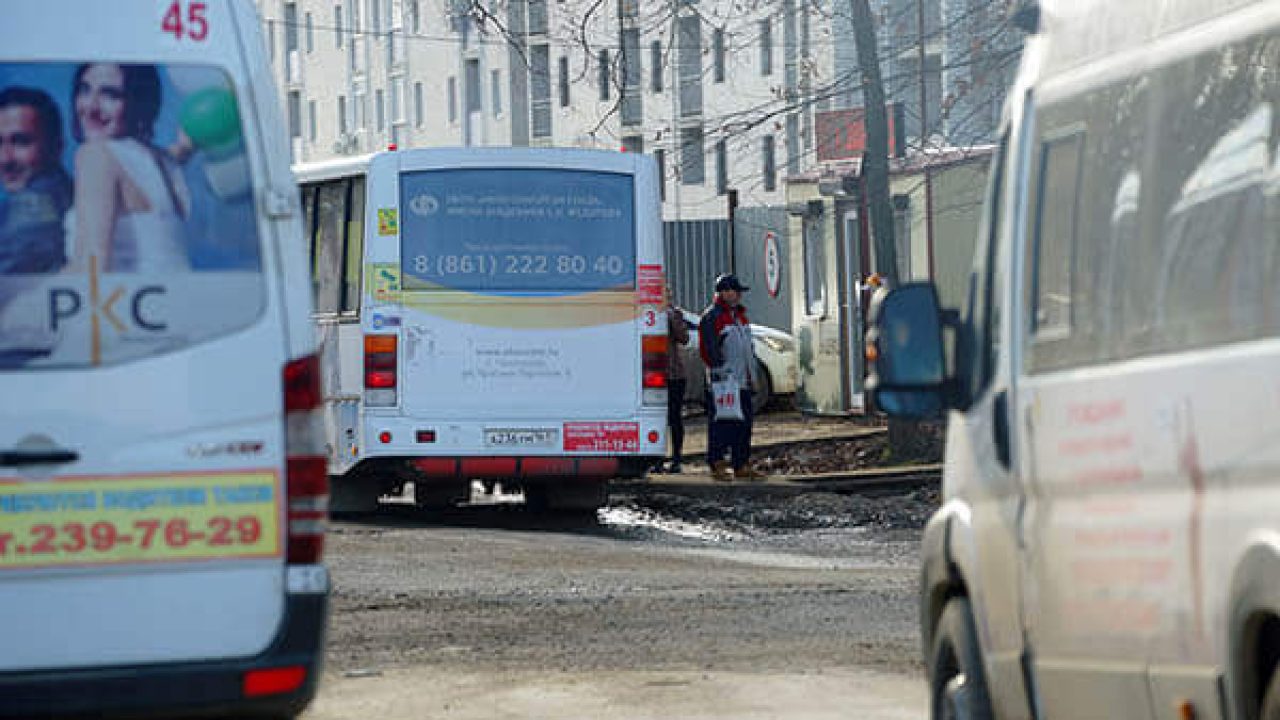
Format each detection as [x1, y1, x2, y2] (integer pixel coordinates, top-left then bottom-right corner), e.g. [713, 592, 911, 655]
[0, 86, 71, 275]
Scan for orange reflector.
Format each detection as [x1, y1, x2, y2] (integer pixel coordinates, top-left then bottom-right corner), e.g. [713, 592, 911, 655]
[642, 335, 669, 353]
[865, 344, 879, 363]
[243, 666, 306, 698]
[1177, 700, 1196, 720]
[365, 335, 397, 353]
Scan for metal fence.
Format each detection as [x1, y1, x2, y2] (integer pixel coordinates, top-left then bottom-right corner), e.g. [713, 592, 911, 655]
[663, 207, 793, 333]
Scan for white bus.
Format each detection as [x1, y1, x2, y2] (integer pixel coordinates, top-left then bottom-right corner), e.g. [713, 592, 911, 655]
[295, 147, 667, 513]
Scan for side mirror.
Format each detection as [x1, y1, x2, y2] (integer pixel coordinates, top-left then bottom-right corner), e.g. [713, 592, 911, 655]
[865, 283, 948, 418]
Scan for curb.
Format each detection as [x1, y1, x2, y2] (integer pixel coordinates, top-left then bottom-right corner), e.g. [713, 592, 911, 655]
[610, 463, 941, 499]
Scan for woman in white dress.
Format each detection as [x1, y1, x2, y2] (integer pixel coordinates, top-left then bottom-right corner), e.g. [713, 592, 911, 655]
[68, 63, 190, 273]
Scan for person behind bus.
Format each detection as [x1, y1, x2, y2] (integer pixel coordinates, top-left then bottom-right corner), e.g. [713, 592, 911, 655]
[652, 283, 690, 474]
[698, 273, 765, 482]
[0, 86, 72, 275]
[68, 62, 191, 273]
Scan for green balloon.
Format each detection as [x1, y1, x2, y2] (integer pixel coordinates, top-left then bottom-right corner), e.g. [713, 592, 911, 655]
[180, 87, 242, 151]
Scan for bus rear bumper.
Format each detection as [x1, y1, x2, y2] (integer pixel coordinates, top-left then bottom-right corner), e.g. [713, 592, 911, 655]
[409, 455, 658, 480]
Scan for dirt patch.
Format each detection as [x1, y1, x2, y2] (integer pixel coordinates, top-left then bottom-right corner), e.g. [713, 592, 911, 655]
[747, 428, 942, 476]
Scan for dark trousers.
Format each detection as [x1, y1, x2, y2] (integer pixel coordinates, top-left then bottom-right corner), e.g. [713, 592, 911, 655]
[667, 378, 686, 463]
[707, 388, 754, 469]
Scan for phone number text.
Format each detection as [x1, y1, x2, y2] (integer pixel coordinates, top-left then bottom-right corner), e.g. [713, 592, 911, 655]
[410, 254, 627, 277]
[0, 516, 264, 558]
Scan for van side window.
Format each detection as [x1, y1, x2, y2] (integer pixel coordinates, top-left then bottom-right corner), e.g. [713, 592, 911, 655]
[959, 131, 1007, 403]
[1029, 131, 1084, 344]
[1145, 34, 1280, 353]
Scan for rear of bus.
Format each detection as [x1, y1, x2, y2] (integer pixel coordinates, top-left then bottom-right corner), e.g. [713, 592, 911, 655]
[0, 2, 326, 717]
[357, 148, 665, 510]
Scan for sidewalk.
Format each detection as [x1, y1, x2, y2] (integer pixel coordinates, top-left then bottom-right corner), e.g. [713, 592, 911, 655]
[620, 411, 940, 495]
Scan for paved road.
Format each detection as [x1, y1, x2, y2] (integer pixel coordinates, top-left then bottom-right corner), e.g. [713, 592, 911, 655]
[304, 493, 929, 719]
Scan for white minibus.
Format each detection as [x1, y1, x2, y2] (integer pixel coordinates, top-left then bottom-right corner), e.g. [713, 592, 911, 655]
[867, 0, 1280, 718]
[0, 2, 327, 717]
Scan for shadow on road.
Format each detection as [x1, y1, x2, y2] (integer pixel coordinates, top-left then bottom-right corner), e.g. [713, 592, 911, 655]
[333, 500, 613, 536]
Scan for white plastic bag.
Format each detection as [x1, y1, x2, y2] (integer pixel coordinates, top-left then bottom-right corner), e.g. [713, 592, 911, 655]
[711, 374, 745, 422]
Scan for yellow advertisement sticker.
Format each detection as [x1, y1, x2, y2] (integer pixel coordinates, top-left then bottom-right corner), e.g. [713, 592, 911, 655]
[377, 208, 399, 236]
[0, 471, 281, 570]
[369, 263, 402, 303]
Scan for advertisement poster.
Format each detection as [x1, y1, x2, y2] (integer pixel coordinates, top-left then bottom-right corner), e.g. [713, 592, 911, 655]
[0, 62, 263, 369]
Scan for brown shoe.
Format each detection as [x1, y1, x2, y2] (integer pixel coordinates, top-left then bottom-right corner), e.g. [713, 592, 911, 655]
[711, 461, 733, 482]
[734, 464, 767, 481]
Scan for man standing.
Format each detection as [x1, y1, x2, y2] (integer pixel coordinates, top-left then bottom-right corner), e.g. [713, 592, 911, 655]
[653, 284, 690, 473]
[698, 274, 764, 482]
[0, 86, 72, 274]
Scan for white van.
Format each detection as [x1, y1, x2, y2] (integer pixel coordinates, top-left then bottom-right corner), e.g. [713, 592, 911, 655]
[0, 2, 327, 717]
[867, 1, 1280, 718]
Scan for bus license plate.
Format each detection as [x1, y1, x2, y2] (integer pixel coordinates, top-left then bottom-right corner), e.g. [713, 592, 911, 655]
[485, 429, 559, 448]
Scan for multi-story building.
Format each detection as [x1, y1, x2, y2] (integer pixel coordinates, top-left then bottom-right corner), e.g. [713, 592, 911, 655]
[255, 0, 1020, 220]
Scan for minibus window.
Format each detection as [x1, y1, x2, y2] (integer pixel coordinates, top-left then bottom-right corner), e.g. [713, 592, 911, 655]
[0, 62, 265, 369]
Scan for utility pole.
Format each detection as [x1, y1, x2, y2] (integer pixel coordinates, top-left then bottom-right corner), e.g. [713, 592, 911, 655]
[848, 0, 897, 286]
[727, 188, 738, 274]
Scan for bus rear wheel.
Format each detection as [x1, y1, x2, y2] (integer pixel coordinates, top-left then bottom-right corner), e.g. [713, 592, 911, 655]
[329, 475, 380, 515]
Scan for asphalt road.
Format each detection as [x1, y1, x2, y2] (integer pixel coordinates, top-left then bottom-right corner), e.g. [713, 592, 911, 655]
[303, 487, 931, 719]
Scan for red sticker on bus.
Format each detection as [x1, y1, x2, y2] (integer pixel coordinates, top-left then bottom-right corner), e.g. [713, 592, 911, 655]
[563, 422, 639, 453]
[637, 264, 664, 305]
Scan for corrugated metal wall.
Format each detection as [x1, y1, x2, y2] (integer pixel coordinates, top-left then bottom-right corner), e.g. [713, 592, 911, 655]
[663, 208, 793, 333]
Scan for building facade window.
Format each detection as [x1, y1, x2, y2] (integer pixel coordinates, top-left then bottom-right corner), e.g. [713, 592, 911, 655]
[598, 49, 611, 101]
[305, 12, 314, 52]
[622, 135, 644, 154]
[762, 134, 776, 191]
[650, 40, 663, 92]
[492, 69, 502, 116]
[465, 58, 482, 113]
[654, 148, 666, 201]
[677, 14, 702, 117]
[760, 19, 772, 75]
[414, 82, 423, 126]
[375, 88, 385, 131]
[308, 99, 317, 140]
[287, 90, 302, 138]
[337, 95, 347, 134]
[713, 28, 726, 83]
[715, 139, 727, 194]
[530, 44, 552, 137]
[335, 5, 343, 47]
[680, 125, 704, 185]
[447, 77, 457, 123]
[558, 56, 570, 107]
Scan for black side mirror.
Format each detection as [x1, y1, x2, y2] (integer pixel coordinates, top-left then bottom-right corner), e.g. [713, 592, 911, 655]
[865, 283, 948, 418]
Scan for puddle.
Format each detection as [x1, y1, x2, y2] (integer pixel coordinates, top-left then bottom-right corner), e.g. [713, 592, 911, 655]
[598, 506, 748, 543]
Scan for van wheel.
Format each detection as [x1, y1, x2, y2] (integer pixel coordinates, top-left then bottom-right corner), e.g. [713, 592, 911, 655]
[929, 597, 994, 720]
[1262, 664, 1280, 720]
[329, 475, 380, 515]
[751, 363, 773, 414]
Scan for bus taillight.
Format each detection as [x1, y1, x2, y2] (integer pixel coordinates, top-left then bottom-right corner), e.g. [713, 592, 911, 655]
[642, 335, 668, 390]
[364, 335, 398, 406]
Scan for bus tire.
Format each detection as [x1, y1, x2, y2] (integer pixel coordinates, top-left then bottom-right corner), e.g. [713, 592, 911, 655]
[413, 480, 470, 511]
[929, 597, 994, 720]
[329, 475, 380, 515]
[1262, 663, 1280, 720]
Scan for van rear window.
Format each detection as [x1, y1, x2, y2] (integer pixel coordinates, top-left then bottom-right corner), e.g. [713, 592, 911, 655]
[0, 62, 263, 369]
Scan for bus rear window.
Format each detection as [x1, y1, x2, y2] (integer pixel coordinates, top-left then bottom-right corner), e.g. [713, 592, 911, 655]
[0, 62, 263, 369]
[399, 168, 635, 293]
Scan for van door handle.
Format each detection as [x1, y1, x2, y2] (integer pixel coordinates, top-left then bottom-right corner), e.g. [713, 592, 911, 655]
[0, 450, 79, 467]
[993, 390, 1011, 469]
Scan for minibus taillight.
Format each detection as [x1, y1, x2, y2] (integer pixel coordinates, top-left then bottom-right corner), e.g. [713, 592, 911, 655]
[364, 335, 398, 405]
[283, 354, 327, 565]
[642, 335, 668, 389]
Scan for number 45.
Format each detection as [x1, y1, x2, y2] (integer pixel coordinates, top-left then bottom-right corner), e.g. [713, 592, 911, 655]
[163, 1, 209, 41]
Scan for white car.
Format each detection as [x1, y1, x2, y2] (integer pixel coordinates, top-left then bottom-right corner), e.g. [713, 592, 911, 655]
[677, 310, 798, 414]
